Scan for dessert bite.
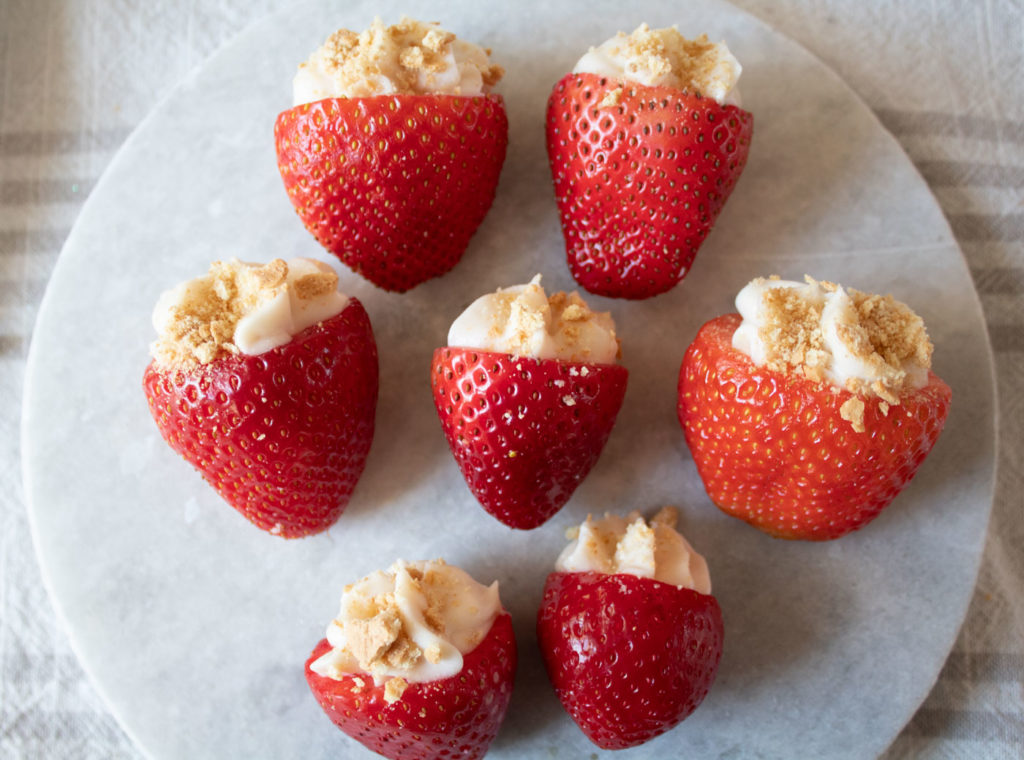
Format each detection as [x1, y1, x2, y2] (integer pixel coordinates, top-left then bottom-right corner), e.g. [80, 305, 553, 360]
[305, 559, 517, 760]
[546, 24, 754, 299]
[536, 508, 723, 749]
[430, 275, 628, 529]
[677, 275, 952, 540]
[142, 258, 378, 538]
[275, 17, 508, 293]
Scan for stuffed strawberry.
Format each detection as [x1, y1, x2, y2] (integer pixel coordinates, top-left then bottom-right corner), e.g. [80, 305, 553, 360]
[306, 559, 516, 760]
[275, 18, 507, 293]
[537, 508, 723, 749]
[431, 275, 627, 529]
[546, 25, 753, 299]
[143, 258, 378, 538]
[678, 276, 952, 540]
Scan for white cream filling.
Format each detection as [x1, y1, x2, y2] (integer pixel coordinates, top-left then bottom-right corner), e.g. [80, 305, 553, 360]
[556, 508, 711, 594]
[151, 258, 348, 357]
[731, 278, 930, 391]
[310, 560, 501, 685]
[572, 24, 742, 106]
[447, 275, 619, 364]
[293, 17, 499, 105]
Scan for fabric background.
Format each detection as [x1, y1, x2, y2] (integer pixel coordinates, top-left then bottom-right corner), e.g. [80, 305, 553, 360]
[1, 1, 1020, 757]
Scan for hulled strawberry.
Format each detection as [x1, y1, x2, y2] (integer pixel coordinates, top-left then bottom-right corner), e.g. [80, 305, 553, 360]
[431, 276, 627, 529]
[678, 276, 952, 540]
[546, 25, 753, 299]
[537, 508, 723, 749]
[306, 559, 516, 760]
[275, 18, 508, 293]
[143, 258, 377, 538]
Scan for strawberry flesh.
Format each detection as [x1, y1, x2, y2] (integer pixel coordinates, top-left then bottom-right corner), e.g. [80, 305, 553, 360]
[306, 611, 517, 760]
[275, 95, 508, 292]
[546, 73, 753, 299]
[431, 347, 628, 529]
[678, 313, 953, 540]
[537, 571, 723, 749]
[143, 299, 378, 538]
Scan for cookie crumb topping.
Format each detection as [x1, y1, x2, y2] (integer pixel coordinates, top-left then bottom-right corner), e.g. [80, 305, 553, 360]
[574, 24, 742, 105]
[294, 16, 503, 104]
[310, 559, 501, 692]
[150, 258, 346, 371]
[383, 676, 409, 704]
[556, 507, 711, 593]
[733, 276, 933, 417]
[598, 86, 623, 108]
[448, 275, 620, 364]
[840, 396, 867, 434]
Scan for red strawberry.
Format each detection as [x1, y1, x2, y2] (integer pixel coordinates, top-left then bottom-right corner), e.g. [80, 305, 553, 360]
[677, 313, 952, 540]
[537, 570, 723, 749]
[546, 73, 753, 299]
[305, 611, 516, 760]
[430, 348, 628, 529]
[143, 300, 378, 538]
[275, 95, 508, 292]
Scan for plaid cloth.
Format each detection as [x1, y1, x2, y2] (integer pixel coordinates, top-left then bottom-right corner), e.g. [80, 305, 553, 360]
[1, 1, 1021, 757]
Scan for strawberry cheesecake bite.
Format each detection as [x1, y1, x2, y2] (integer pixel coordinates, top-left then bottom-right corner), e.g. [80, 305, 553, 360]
[678, 276, 952, 540]
[143, 258, 378, 538]
[305, 559, 517, 760]
[537, 508, 723, 749]
[430, 275, 628, 529]
[546, 24, 754, 299]
[275, 17, 508, 293]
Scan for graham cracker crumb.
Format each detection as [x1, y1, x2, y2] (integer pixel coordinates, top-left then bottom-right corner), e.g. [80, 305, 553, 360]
[424, 643, 443, 664]
[753, 275, 933, 415]
[758, 281, 830, 379]
[293, 270, 337, 300]
[598, 25, 733, 98]
[151, 260, 281, 370]
[558, 300, 589, 323]
[422, 597, 445, 634]
[341, 595, 422, 673]
[614, 518, 656, 571]
[840, 396, 866, 434]
[150, 259, 339, 371]
[506, 280, 550, 353]
[384, 676, 409, 704]
[476, 277, 619, 364]
[480, 64, 505, 89]
[306, 17, 502, 96]
[598, 86, 623, 108]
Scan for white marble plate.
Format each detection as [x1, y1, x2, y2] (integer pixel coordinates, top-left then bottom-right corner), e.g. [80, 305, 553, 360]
[22, 0, 996, 758]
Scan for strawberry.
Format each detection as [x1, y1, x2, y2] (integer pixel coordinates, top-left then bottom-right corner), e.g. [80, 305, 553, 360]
[430, 348, 628, 529]
[537, 570, 723, 749]
[677, 313, 952, 540]
[143, 300, 378, 538]
[546, 73, 753, 299]
[275, 95, 508, 292]
[305, 611, 516, 760]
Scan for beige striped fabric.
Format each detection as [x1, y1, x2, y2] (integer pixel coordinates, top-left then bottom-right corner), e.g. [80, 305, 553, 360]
[1, 1, 1021, 757]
